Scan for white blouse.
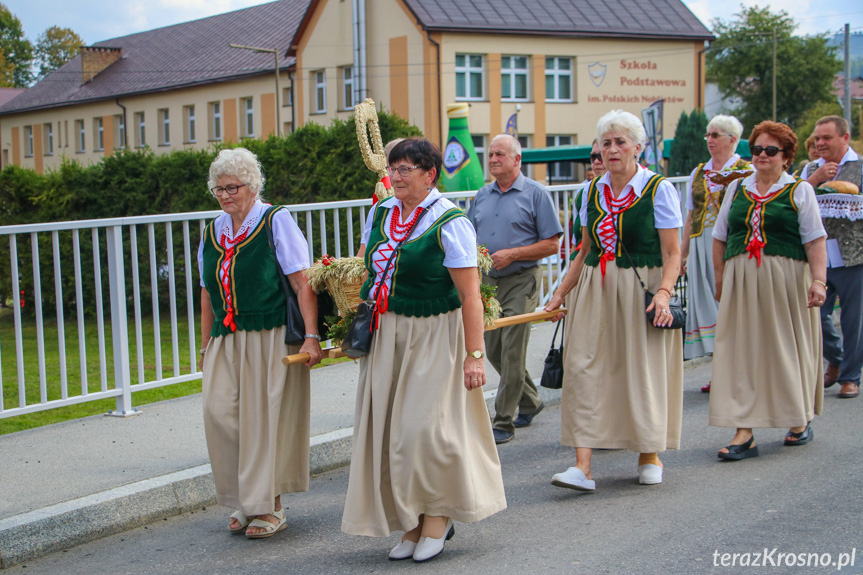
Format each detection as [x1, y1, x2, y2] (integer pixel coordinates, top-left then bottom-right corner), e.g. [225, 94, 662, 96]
[712, 172, 826, 244]
[197, 199, 310, 287]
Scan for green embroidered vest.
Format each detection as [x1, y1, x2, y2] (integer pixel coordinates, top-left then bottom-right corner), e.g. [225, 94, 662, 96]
[202, 206, 291, 337]
[584, 174, 665, 269]
[724, 180, 807, 262]
[361, 198, 465, 317]
[690, 158, 751, 237]
[568, 187, 584, 262]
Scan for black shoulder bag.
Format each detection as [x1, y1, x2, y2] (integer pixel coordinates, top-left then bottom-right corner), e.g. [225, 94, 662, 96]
[540, 317, 565, 389]
[611, 213, 685, 330]
[263, 207, 333, 345]
[342, 199, 440, 358]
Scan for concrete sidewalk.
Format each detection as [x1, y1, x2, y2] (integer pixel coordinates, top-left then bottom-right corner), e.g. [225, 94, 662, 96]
[1, 321, 603, 568]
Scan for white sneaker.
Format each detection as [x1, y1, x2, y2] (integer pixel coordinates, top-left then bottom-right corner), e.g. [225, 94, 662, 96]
[413, 519, 454, 562]
[388, 539, 417, 560]
[551, 467, 596, 491]
[638, 464, 663, 485]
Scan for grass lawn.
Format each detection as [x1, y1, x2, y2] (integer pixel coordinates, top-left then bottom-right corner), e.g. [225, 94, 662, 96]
[0, 308, 348, 435]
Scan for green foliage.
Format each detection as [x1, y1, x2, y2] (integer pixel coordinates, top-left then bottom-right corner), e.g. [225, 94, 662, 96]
[707, 6, 842, 133]
[34, 26, 84, 81]
[669, 109, 709, 177]
[0, 110, 422, 320]
[0, 3, 33, 87]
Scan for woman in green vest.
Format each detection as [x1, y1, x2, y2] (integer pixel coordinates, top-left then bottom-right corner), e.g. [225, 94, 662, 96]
[545, 110, 684, 491]
[341, 138, 506, 563]
[680, 114, 751, 391]
[710, 121, 827, 460]
[197, 148, 323, 538]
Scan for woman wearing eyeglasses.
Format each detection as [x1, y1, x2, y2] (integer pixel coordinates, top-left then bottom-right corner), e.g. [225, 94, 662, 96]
[710, 121, 827, 460]
[681, 116, 751, 391]
[545, 110, 683, 490]
[197, 148, 323, 538]
[341, 138, 506, 562]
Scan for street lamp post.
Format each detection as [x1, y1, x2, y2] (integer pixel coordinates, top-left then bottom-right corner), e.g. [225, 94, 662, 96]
[229, 43, 281, 137]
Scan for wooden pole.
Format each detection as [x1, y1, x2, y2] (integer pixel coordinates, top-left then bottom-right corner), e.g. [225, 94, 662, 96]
[282, 308, 568, 366]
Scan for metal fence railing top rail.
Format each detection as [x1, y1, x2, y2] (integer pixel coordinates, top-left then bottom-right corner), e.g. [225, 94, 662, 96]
[0, 177, 688, 421]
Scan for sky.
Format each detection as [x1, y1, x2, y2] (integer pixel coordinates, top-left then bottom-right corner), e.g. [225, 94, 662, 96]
[6, 0, 863, 47]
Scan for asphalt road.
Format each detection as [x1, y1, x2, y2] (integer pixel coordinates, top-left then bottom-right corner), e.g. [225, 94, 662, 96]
[10, 363, 863, 575]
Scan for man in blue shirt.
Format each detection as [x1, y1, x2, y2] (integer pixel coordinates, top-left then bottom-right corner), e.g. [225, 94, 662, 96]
[468, 134, 563, 443]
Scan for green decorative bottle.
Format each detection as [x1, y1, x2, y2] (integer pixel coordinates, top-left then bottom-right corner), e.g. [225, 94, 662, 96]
[440, 103, 485, 192]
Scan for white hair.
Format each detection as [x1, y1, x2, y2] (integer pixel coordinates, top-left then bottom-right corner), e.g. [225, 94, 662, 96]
[490, 134, 522, 157]
[207, 148, 265, 198]
[595, 110, 647, 149]
[707, 114, 744, 142]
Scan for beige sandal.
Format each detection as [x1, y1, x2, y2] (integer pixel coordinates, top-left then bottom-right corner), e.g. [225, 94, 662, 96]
[245, 508, 286, 539]
[228, 511, 250, 534]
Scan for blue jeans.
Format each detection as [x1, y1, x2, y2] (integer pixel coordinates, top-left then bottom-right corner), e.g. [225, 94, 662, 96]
[821, 264, 863, 385]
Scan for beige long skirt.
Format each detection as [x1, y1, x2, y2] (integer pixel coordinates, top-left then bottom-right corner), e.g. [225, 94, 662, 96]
[561, 262, 683, 452]
[202, 325, 310, 516]
[341, 309, 507, 537]
[709, 255, 823, 428]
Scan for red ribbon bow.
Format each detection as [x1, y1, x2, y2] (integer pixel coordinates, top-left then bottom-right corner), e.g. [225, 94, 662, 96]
[746, 238, 765, 267]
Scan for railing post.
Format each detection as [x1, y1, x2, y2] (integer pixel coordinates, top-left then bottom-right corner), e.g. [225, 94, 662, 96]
[105, 225, 138, 417]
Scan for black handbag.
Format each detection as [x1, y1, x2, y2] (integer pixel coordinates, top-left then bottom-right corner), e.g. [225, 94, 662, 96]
[611, 213, 685, 330]
[342, 199, 440, 358]
[263, 207, 334, 346]
[540, 317, 565, 389]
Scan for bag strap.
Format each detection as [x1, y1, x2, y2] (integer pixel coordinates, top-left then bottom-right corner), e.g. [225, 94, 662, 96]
[549, 316, 564, 351]
[262, 205, 295, 303]
[609, 202, 648, 293]
[370, 197, 441, 303]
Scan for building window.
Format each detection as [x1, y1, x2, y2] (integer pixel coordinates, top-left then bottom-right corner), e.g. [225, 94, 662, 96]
[93, 117, 104, 151]
[501, 56, 529, 101]
[241, 97, 254, 137]
[75, 120, 86, 153]
[184, 105, 196, 143]
[114, 115, 126, 149]
[455, 54, 484, 101]
[43, 123, 53, 155]
[313, 71, 326, 114]
[282, 87, 293, 107]
[24, 126, 34, 157]
[546, 135, 575, 181]
[546, 57, 573, 102]
[208, 101, 222, 141]
[64, 120, 69, 148]
[134, 112, 146, 148]
[472, 134, 487, 181]
[342, 66, 354, 110]
[518, 135, 530, 178]
[158, 109, 170, 145]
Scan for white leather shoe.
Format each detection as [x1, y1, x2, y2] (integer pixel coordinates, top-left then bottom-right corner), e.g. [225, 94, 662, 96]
[638, 464, 663, 485]
[412, 519, 454, 562]
[551, 467, 596, 491]
[388, 539, 417, 560]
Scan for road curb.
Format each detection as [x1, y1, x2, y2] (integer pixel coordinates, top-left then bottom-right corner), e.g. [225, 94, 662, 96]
[0, 357, 708, 569]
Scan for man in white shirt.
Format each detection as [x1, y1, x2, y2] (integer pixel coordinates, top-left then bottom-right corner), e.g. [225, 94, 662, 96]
[801, 115, 863, 399]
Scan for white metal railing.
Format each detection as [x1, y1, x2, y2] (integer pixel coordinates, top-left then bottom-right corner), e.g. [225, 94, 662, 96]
[0, 177, 688, 420]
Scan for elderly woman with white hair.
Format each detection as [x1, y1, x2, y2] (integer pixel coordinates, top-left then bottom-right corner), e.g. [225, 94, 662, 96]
[197, 147, 322, 538]
[681, 115, 751, 386]
[545, 110, 683, 490]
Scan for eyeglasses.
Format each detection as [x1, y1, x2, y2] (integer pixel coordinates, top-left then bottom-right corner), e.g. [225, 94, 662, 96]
[210, 183, 248, 197]
[704, 132, 732, 140]
[590, 153, 603, 163]
[387, 165, 422, 177]
[749, 145, 785, 157]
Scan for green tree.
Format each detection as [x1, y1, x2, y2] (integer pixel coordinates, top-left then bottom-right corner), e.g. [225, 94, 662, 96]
[707, 6, 841, 133]
[34, 26, 83, 80]
[0, 3, 33, 86]
[669, 109, 709, 177]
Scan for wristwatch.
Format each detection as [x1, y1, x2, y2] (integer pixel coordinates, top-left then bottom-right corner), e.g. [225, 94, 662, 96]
[468, 350, 485, 359]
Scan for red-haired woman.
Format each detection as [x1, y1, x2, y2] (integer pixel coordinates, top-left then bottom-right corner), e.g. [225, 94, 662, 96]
[710, 121, 828, 460]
